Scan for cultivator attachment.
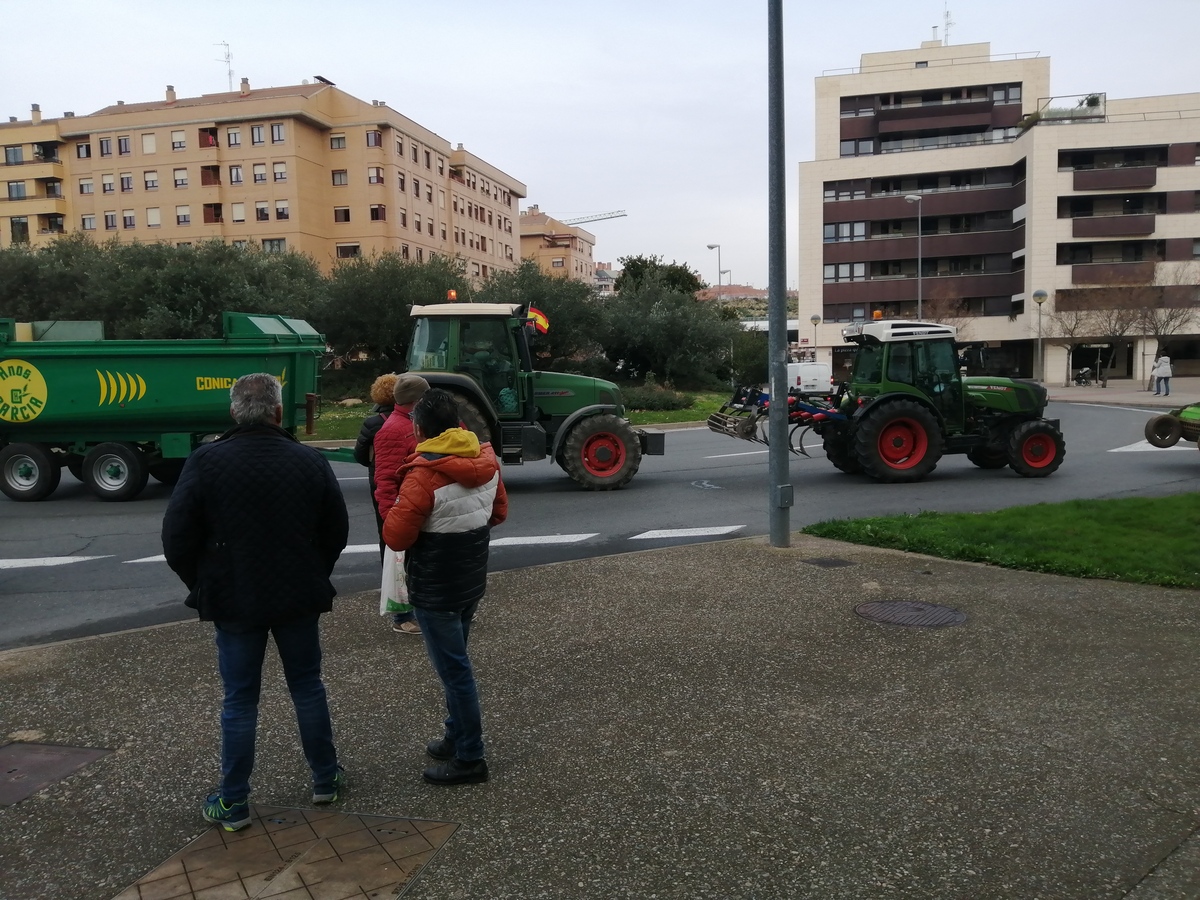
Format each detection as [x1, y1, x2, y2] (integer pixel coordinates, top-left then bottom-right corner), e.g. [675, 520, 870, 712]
[706, 386, 848, 457]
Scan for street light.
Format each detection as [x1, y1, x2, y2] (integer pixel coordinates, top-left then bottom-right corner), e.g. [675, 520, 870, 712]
[720, 269, 731, 300]
[904, 194, 923, 321]
[706, 243, 721, 303]
[1032, 289, 1048, 382]
[810, 314, 821, 362]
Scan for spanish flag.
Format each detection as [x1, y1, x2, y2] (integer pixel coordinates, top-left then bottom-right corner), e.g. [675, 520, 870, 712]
[528, 306, 550, 334]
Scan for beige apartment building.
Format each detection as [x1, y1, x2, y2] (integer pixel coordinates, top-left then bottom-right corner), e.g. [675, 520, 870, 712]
[1, 78, 526, 276]
[518, 205, 596, 282]
[801, 41, 1200, 383]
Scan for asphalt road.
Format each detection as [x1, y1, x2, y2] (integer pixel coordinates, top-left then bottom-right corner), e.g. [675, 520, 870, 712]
[2, 400, 1195, 650]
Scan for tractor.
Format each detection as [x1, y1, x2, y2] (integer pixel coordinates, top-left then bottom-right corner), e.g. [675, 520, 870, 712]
[708, 319, 1065, 483]
[404, 301, 664, 490]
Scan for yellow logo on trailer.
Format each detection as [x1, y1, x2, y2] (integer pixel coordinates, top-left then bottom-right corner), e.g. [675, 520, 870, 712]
[194, 369, 288, 391]
[0, 359, 47, 423]
[97, 370, 148, 405]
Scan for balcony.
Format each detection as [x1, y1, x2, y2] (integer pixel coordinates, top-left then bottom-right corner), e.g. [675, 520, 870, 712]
[876, 97, 995, 121]
[1073, 166, 1158, 191]
[1070, 261, 1156, 285]
[1071, 214, 1155, 238]
[3, 158, 63, 180]
[824, 227, 1023, 263]
[823, 270, 1024, 304]
[825, 183, 1025, 222]
[1, 196, 67, 216]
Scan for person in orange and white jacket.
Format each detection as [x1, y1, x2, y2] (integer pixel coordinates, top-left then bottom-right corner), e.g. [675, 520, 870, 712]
[383, 389, 507, 786]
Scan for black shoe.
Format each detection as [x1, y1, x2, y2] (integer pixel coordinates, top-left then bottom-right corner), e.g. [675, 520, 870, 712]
[424, 757, 488, 785]
[426, 737, 455, 760]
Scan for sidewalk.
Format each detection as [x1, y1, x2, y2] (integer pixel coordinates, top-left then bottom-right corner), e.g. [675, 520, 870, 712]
[1, 536, 1197, 899]
[1045, 375, 1200, 409]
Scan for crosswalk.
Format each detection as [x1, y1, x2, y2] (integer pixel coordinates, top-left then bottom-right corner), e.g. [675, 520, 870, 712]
[1, 527, 746, 571]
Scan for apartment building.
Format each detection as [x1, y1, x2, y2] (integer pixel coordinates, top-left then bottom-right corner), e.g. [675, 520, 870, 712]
[800, 41, 1200, 382]
[518, 205, 596, 282]
[0, 78, 526, 275]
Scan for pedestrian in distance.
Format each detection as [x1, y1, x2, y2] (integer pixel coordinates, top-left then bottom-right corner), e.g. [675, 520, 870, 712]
[1151, 355, 1173, 396]
[383, 388, 508, 785]
[162, 373, 349, 832]
[373, 373, 430, 635]
[353, 373, 399, 563]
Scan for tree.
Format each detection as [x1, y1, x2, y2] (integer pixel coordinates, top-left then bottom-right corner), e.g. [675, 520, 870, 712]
[1044, 306, 1097, 387]
[613, 254, 705, 295]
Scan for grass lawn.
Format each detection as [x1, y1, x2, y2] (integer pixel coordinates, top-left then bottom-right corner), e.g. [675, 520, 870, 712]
[803, 494, 1200, 589]
[626, 392, 727, 426]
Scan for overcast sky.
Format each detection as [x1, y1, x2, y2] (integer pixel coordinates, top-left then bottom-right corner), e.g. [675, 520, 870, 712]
[3, 0, 1198, 289]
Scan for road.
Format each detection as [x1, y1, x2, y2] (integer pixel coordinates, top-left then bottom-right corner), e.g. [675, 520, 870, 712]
[2, 401, 1195, 649]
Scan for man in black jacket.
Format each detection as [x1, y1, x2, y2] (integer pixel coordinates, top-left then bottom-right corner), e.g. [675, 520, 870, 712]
[162, 373, 349, 831]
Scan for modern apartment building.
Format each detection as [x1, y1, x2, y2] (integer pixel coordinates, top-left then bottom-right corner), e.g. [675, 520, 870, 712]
[800, 41, 1200, 382]
[0, 78, 526, 276]
[518, 205, 596, 282]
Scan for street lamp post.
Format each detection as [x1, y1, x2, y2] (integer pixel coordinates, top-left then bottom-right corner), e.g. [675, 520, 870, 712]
[706, 243, 721, 303]
[810, 314, 821, 361]
[904, 194, 923, 321]
[720, 269, 731, 300]
[1032, 289, 1048, 382]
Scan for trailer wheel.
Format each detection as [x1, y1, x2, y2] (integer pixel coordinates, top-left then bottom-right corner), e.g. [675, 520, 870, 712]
[149, 459, 186, 485]
[561, 414, 642, 490]
[822, 428, 862, 474]
[67, 459, 85, 482]
[854, 400, 943, 483]
[1144, 414, 1182, 448]
[1006, 420, 1065, 477]
[966, 447, 1009, 469]
[0, 443, 61, 501]
[447, 391, 494, 446]
[83, 442, 149, 501]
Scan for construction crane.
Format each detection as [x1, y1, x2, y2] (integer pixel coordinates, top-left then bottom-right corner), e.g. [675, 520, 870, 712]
[560, 210, 627, 226]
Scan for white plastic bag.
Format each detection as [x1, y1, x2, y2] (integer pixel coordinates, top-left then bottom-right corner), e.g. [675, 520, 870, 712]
[379, 549, 410, 616]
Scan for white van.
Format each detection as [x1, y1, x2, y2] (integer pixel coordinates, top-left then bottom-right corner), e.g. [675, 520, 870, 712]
[786, 362, 833, 393]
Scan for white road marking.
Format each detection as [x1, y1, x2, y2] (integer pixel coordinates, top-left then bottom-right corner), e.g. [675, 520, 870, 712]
[343, 544, 382, 553]
[705, 449, 767, 458]
[125, 555, 166, 564]
[492, 533, 600, 547]
[1110, 440, 1194, 453]
[0, 556, 112, 569]
[630, 526, 744, 540]
[337, 476, 368, 482]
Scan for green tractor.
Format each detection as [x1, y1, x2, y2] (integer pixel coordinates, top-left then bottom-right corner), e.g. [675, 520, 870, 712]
[709, 319, 1065, 483]
[404, 301, 664, 490]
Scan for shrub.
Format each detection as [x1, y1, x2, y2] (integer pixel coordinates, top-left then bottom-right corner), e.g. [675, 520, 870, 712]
[622, 384, 692, 411]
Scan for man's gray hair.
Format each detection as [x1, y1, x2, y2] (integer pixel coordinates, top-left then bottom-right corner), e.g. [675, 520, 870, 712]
[230, 373, 283, 424]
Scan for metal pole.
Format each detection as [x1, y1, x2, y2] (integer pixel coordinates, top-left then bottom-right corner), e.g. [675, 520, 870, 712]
[1037, 303, 1043, 381]
[767, 0, 791, 547]
[716, 245, 722, 302]
[916, 203, 923, 321]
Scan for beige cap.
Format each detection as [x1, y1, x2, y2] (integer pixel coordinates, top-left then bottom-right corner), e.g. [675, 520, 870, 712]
[393, 373, 430, 406]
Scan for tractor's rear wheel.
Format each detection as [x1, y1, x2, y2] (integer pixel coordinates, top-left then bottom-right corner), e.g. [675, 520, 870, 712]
[966, 447, 1009, 469]
[822, 427, 862, 474]
[447, 392, 494, 446]
[83, 442, 149, 501]
[854, 399, 943, 483]
[0, 443, 61, 501]
[561, 414, 642, 490]
[1006, 420, 1065, 477]
[1144, 414, 1182, 448]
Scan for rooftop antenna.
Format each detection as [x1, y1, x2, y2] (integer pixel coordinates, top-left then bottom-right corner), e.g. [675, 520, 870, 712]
[943, 4, 955, 45]
[215, 41, 234, 92]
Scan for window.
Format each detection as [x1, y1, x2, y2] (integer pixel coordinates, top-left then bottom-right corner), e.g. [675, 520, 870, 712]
[421, 150, 429, 169]
[437, 157, 444, 175]
[396, 138, 403, 155]
[368, 166, 383, 184]
[398, 173, 405, 191]
[171, 130, 185, 151]
[1194, 239, 1200, 259]
[438, 189, 445, 209]
[251, 125, 264, 145]
[262, 238, 286, 253]
[122, 209, 135, 228]
[822, 262, 867, 282]
[332, 169, 348, 186]
[231, 202, 245, 223]
[232, 240, 248, 249]
[175, 205, 190, 225]
[118, 136, 131, 155]
[99, 138, 112, 157]
[270, 123, 285, 143]
[426, 185, 432, 203]
[146, 207, 161, 227]
[275, 199, 289, 220]
[330, 134, 346, 150]
[81, 214, 96, 230]
[416, 248, 424, 262]
[102, 174, 114, 193]
[77, 143, 91, 159]
[5, 181, 24, 200]
[79, 178, 93, 195]
[839, 139, 874, 157]
[229, 165, 243, 184]
[398, 208, 407, 227]
[413, 178, 420, 197]
[104, 211, 117, 230]
[9, 216, 28, 244]
[366, 130, 382, 147]
[823, 222, 866, 242]
[336, 244, 360, 258]
[414, 214, 422, 232]
[255, 201, 269, 222]
[552, 258, 565, 268]
[144, 170, 158, 190]
[400, 244, 409, 260]
[141, 133, 156, 154]
[173, 168, 188, 188]
[411, 144, 418, 163]
[334, 206, 350, 223]
[119, 173, 133, 192]
[273, 162, 287, 182]
[370, 204, 386, 221]
[227, 128, 241, 148]
[427, 220, 433, 236]
[253, 164, 266, 184]
[441, 223, 446, 240]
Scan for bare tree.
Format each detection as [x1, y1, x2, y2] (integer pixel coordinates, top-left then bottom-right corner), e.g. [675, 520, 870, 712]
[1044, 307, 1097, 387]
[921, 283, 974, 340]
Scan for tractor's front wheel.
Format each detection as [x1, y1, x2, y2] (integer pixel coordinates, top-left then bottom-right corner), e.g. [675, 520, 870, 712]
[0, 443, 61, 501]
[447, 392, 494, 446]
[1144, 414, 1182, 448]
[854, 400, 943, 483]
[1006, 420, 1065, 477]
[561, 414, 642, 490]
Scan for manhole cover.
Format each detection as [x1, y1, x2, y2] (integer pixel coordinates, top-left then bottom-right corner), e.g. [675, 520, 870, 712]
[855, 600, 966, 628]
[0, 742, 111, 806]
[803, 557, 855, 568]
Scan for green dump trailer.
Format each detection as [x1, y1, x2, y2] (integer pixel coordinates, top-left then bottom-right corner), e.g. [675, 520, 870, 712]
[0, 312, 325, 502]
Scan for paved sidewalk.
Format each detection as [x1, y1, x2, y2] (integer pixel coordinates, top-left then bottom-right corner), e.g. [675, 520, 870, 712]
[1, 536, 1197, 899]
[1045, 375, 1200, 410]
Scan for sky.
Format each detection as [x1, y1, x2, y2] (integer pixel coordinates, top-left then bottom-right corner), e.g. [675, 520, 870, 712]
[2, 0, 1199, 290]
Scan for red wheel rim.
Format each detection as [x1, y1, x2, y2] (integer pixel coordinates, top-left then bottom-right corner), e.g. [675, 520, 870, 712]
[876, 418, 928, 469]
[580, 431, 626, 477]
[1021, 433, 1057, 468]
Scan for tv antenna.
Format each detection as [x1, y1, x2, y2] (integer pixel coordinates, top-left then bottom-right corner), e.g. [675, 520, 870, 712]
[215, 41, 234, 92]
[943, 4, 955, 45]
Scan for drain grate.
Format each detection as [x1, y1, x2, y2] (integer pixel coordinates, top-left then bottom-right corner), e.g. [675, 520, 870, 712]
[855, 600, 966, 628]
[0, 742, 111, 806]
[802, 557, 855, 568]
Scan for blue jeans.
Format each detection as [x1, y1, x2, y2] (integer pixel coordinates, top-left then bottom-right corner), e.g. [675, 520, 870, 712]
[214, 615, 338, 801]
[414, 602, 484, 761]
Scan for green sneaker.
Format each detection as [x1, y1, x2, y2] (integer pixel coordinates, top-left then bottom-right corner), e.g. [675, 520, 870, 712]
[313, 766, 345, 804]
[202, 793, 251, 831]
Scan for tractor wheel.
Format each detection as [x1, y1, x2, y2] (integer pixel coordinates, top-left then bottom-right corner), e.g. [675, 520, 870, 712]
[0, 443, 61, 501]
[822, 428, 862, 474]
[966, 447, 1009, 469]
[854, 399, 943, 483]
[448, 392, 494, 446]
[1144, 414, 1182, 448]
[149, 459, 186, 485]
[83, 442, 149, 501]
[561, 413, 642, 490]
[1006, 420, 1066, 477]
